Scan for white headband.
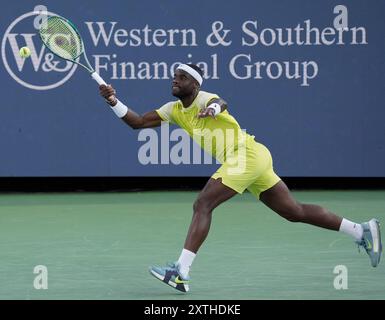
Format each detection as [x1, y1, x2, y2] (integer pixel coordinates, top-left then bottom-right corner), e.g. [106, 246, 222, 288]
[176, 64, 203, 86]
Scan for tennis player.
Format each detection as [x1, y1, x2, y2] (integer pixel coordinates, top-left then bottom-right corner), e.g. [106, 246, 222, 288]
[99, 64, 382, 293]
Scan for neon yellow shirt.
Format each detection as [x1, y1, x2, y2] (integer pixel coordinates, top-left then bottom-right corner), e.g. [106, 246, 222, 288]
[156, 91, 254, 163]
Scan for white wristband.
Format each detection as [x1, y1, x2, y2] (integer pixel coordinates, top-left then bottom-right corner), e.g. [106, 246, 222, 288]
[111, 100, 128, 118]
[207, 103, 221, 116]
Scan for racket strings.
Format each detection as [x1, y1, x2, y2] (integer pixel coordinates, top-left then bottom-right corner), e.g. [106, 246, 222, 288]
[39, 17, 83, 61]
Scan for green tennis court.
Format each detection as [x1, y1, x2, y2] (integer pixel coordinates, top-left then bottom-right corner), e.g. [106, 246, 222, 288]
[0, 190, 384, 300]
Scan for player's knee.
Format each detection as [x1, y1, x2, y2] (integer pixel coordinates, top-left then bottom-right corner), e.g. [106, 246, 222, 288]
[279, 202, 304, 223]
[193, 198, 211, 214]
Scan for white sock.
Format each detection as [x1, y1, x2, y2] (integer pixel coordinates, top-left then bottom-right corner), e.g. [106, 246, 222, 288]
[339, 218, 363, 240]
[177, 249, 196, 279]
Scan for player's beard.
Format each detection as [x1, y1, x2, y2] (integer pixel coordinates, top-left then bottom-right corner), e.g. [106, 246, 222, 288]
[172, 86, 188, 99]
[172, 84, 198, 99]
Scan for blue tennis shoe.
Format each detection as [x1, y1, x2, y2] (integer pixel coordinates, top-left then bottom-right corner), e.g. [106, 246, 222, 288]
[149, 262, 190, 293]
[356, 218, 382, 267]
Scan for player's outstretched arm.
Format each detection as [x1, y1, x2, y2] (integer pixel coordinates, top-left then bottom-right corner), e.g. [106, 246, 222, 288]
[99, 85, 162, 129]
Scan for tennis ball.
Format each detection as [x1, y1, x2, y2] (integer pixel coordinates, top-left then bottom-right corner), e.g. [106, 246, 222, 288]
[19, 47, 31, 58]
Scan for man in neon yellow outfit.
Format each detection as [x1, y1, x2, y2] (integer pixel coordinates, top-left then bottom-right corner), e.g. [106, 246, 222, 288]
[100, 63, 382, 293]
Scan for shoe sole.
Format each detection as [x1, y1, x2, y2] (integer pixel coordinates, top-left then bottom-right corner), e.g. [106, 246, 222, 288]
[149, 269, 189, 292]
[369, 219, 382, 266]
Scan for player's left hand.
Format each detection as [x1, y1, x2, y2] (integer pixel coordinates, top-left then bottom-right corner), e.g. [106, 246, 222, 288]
[197, 107, 216, 119]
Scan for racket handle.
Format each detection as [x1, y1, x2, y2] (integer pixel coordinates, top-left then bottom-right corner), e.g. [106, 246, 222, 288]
[91, 72, 107, 86]
[92, 72, 116, 104]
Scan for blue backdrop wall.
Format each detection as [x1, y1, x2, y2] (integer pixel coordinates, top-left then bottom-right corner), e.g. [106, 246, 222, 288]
[1, 0, 384, 177]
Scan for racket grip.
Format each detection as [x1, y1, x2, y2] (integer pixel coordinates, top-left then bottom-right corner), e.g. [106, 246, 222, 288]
[91, 72, 107, 86]
[92, 71, 116, 104]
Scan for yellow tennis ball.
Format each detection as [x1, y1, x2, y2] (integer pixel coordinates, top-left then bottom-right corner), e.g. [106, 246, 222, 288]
[19, 46, 31, 58]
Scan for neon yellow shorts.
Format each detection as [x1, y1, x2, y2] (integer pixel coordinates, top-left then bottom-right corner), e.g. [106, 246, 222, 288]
[212, 138, 281, 199]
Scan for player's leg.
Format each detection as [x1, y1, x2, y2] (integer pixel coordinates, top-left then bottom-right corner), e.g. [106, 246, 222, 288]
[149, 178, 238, 292]
[183, 177, 238, 253]
[259, 180, 343, 230]
[259, 180, 382, 267]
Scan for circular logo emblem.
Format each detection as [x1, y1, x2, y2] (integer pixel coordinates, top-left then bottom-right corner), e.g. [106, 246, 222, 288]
[1, 10, 78, 90]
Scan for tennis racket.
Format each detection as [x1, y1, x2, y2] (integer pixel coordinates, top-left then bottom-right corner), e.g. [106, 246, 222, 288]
[39, 15, 114, 100]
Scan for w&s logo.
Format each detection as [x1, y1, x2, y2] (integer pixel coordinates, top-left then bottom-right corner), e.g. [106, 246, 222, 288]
[1, 8, 77, 90]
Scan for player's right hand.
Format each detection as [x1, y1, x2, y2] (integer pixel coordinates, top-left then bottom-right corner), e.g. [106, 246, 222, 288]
[99, 84, 117, 106]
